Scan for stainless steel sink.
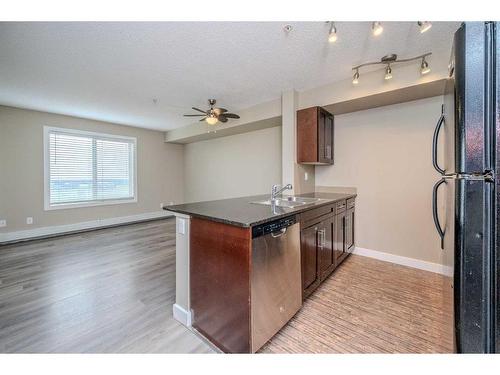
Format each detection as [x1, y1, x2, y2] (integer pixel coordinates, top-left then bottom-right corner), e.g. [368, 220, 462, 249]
[251, 196, 324, 208]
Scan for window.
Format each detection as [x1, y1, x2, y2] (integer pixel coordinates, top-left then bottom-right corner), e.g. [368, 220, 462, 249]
[44, 126, 137, 210]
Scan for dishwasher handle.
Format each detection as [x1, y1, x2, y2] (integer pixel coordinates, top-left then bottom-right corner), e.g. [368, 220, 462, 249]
[271, 228, 287, 238]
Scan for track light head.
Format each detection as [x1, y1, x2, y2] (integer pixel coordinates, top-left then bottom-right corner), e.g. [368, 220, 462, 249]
[352, 70, 359, 85]
[372, 22, 383, 36]
[418, 21, 432, 33]
[328, 22, 338, 43]
[384, 65, 393, 80]
[420, 58, 431, 75]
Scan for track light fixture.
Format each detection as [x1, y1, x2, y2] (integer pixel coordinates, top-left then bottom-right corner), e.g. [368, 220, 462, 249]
[420, 57, 431, 75]
[384, 65, 393, 80]
[352, 52, 432, 84]
[352, 69, 359, 85]
[328, 22, 338, 43]
[418, 21, 432, 33]
[372, 22, 383, 36]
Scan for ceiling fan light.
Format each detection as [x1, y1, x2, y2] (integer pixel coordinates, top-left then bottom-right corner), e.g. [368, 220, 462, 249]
[352, 70, 359, 85]
[384, 65, 392, 80]
[205, 116, 218, 125]
[418, 21, 432, 33]
[372, 22, 383, 36]
[328, 22, 337, 43]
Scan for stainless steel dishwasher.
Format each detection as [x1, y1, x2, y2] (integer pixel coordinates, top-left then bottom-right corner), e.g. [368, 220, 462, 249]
[250, 215, 302, 352]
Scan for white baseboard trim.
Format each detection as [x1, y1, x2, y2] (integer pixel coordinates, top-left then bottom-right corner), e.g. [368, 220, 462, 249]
[0, 211, 173, 244]
[353, 246, 453, 277]
[173, 303, 192, 327]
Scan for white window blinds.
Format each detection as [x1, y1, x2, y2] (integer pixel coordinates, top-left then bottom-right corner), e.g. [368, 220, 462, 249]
[45, 127, 136, 209]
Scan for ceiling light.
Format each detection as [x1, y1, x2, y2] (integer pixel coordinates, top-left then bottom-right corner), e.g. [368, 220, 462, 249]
[352, 69, 359, 85]
[328, 22, 337, 43]
[372, 22, 383, 36]
[352, 52, 431, 83]
[420, 58, 431, 75]
[418, 21, 432, 33]
[205, 115, 218, 125]
[384, 65, 393, 80]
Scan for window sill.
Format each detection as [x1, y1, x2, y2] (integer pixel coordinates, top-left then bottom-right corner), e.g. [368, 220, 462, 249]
[44, 198, 137, 211]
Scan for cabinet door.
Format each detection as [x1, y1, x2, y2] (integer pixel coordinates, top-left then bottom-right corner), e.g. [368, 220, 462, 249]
[318, 110, 334, 164]
[301, 224, 321, 299]
[345, 208, 355, 253]
[334, 212, 346, 263]
[324, 113, 334, 163]
[318, 217, 336, 280]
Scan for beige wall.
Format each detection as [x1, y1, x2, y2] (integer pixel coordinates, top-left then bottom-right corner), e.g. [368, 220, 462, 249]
[0, 105, 184, 233]
[183, 126, 282, 203]
[315, 96, 444, 264]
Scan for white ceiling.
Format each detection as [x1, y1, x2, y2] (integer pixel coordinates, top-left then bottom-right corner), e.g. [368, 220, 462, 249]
[0, 22, 460, 131]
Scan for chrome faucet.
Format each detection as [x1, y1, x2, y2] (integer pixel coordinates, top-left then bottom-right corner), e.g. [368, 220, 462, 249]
[271, 183, 293, 201]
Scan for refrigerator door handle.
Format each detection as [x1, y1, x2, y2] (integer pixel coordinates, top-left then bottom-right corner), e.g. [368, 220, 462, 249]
[432, 110, 446, 175]
[432, 178, 446, 250]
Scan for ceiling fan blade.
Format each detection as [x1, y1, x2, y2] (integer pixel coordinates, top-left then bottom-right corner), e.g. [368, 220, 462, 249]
[192, 107, 207, 114]
[218, 115, 228, 123]
[184, 114, 206, 117]
[213, 108, 228, 115]
[199, 117, 207, 122]
[223, 113, 240, 119]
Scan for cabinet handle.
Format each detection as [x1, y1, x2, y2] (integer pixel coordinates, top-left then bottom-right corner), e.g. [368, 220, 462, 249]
[317, 230, 323, 249]
[317, 229, 326, 249]
[326, 145, 331, 159]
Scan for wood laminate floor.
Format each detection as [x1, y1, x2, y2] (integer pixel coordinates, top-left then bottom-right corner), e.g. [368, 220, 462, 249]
[0, 219, 453, 353]
[0, 219, 212, 353]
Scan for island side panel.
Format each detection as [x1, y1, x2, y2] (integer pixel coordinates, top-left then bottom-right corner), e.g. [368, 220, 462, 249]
[190, 217, 252, 353]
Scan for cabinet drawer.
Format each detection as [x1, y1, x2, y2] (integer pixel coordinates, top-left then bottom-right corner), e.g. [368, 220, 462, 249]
[335, 200, 346, 214]
[347, 198, 355, 209]
[301, 204, 334, 226]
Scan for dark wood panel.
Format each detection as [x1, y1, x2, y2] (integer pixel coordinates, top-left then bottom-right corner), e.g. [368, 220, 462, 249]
[190, 217, 252, 353]
[334, 210, 346, 264]
[297, 106, 319, 163]
[300, 224, 321, 299]
[318, 216, 336, 281]
[345, 207, 355, 253]
[300, 204, 334, 227]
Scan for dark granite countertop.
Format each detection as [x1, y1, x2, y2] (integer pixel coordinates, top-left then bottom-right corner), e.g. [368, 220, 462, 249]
[163, 192, 356, 227]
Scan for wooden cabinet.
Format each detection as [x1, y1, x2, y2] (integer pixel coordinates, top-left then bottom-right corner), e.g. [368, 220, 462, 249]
[300, 198, 356, 300]
[297, 106, 334, 165]
[301, 224, 321, 298]
[334, 198, 356, 265]
[318, 216, 335, 281]
[345, 207, 355, 253]
[334, 211, 346, 264]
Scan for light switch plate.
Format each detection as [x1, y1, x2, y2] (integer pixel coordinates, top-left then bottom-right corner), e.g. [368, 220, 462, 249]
[26, 217, 33, 225]
[304, 172, 309, 181]
[0, 219, 6, 228]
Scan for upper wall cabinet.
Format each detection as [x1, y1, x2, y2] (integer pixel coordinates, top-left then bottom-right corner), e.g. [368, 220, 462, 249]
[297, 106, 334, 165]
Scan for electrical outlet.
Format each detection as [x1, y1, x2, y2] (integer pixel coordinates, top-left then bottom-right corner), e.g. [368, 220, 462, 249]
[160, 202, 164, 209]
[304, 172, 309, 181]
[26, 217, 33, 225]
[0, 219, 6, 228]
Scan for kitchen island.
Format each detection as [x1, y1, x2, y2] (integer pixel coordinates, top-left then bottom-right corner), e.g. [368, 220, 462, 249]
[165, 191, 356, 353]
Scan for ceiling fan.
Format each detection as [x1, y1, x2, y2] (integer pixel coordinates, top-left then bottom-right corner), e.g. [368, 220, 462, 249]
[184, 99, 240, 125]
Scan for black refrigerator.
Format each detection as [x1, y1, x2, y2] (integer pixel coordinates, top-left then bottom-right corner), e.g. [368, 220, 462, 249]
[432, 21, 499, 353]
